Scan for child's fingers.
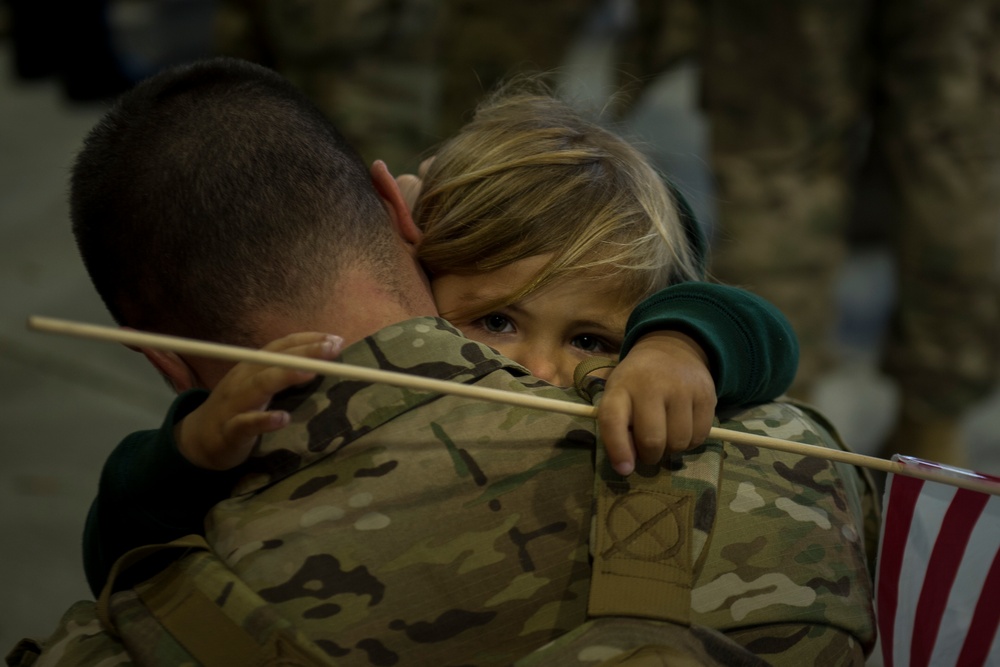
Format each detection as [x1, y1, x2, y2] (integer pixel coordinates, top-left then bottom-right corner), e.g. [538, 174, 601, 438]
[212, 366, 310, 414]
[225, 410, 291, 443]
[596, 391, 637, 476]
[222, 336, 343, 408]
[262, 332, 343, 355]
[691, 398, 715, 447]
[243, 366, 319, 402]
[192, 411, 290, 470]
[662, 408, 695, 454]
[630, 395, 671, 464]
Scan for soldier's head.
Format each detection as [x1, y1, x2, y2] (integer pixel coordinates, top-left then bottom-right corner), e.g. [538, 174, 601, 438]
[71, 57, 434, 388]
[412, 88, 706, 384]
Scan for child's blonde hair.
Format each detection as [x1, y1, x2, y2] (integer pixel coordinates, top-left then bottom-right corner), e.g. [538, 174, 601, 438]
[413, 87, 704, 319]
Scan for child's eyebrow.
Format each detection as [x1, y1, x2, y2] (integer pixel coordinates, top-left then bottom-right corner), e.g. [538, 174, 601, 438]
[562, 316, 615, 330]
[456, 285, 512, 304]
[559, 316, 628, 339]
[501, 302, 627, 336]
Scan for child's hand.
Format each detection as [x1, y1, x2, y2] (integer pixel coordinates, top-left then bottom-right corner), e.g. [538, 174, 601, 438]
[175, 332, 344, 470]
[598, 331, 717, 476]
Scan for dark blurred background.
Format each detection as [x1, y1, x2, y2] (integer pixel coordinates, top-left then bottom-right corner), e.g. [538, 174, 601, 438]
[2, 1, 998, 662]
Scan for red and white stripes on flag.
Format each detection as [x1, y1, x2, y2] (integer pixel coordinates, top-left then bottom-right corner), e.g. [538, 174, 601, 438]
[876, 456, 1000, 667]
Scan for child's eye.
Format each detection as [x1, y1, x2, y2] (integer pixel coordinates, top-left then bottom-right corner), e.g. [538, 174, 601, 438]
[480, 313, 515, 334]
[571, 334, 617, 354]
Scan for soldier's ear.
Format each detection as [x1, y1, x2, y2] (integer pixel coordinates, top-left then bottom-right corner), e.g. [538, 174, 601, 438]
[370, 160, 423, 251]
[121, 329, 199, 393]
[140, 347, 199, 394]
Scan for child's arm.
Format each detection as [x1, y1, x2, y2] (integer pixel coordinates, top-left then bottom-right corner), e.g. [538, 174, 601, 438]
[599, 282, 798, 475]
[175, 333, 342, 470]
[83, 332, 342, 596]
[83, 391, 229, 596]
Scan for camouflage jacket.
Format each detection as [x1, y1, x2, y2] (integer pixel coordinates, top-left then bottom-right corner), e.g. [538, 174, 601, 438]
[15, 318, 878, 666]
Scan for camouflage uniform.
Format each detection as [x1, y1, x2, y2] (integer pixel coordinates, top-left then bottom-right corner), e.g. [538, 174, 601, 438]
[700, 0, 1000, 429]
[17, 318, 878, 666]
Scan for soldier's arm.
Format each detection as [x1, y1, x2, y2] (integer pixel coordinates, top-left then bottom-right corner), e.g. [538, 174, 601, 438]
[175, 333, 342, 470]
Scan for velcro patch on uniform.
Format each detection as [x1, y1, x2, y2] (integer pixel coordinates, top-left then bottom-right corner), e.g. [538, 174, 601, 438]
[589, 483, 694, 625]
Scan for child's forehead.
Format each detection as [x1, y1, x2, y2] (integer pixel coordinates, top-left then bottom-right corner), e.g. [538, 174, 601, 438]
[518, 275, 633, 323]
[439, 255, 627, 302]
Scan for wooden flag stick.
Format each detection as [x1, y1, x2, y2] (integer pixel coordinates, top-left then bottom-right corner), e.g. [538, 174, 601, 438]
[27, 315, 1000, 496]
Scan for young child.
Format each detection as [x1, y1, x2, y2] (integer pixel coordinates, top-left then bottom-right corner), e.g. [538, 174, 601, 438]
[82, 80, 797, 596]
[410, 88, 795, 470]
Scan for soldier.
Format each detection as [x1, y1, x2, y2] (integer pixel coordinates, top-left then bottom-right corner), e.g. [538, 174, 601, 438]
[698, 1, 1000, 465]
[14, 58, 877, 665]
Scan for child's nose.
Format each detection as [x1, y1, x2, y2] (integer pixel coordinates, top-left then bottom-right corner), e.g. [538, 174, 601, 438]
[519, 351, 572, 387]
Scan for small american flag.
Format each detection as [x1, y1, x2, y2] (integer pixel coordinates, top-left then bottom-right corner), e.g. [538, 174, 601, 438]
[876, 456, 1000, 667]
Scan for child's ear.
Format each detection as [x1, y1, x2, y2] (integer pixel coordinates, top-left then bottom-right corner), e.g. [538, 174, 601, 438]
[121, 328, 198, 393]
[370, 160, 423, 249]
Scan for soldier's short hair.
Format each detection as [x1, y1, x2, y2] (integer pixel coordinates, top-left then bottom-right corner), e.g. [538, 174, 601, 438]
[414, 82, 705, 321]
[71, 57, 393, 346]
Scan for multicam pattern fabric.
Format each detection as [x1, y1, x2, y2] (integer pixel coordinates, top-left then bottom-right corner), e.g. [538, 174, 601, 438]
[208, 318, 878, 665]
[701, 0, 1000, 409]
[691, 400, 878, 666]
[526, 400, 878, 667]
[207, 318, 598, 665]
[7, 546, 336, 667]
[14, 318, 878, 666]
[8, 602, 132, 667]
[514, 618, 770, 666]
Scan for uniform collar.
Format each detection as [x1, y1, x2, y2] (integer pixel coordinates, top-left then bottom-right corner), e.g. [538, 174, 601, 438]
[235, 317, 531, 494]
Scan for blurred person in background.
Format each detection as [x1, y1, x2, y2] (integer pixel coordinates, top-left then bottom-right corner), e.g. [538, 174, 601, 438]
[210, 0, 691, 171]
[215, 0, 441, 172]
[693, 1, 1000, 466]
